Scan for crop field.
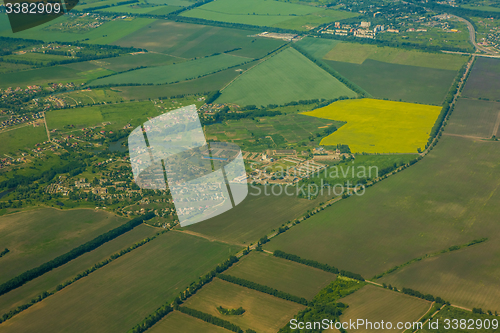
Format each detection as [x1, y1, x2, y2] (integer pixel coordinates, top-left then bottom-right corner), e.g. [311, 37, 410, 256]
[204, 110, 343, 151]
[379, 238, 500, 312]
[93, 53, 182, 72]
[295, 37, 340, 59]
[181, 0, 357, 30]
[421, 306, 500, 333]
[90, 53, 249, 86]
[182, 185, 332, 245]
[217, 48, 356, 107]
[0, 208, 126, 285]
[58, 89, 124, 106]
[323, 42, 468, 70]
[0, 232, 241, 333]
[303, 99, 441, 153]
[0, 125, 48, 155]
[2, 52, 71, 65]
[264, 135, 500, 280]
[445, 99, 500, 138]
[0, 224, 157, 315]
[182, 278, 306, 333]
[340, 285, 430, 332]
[113, 20, 286, 60]
[148, 311, 230, 333]
[462, 57, 500, 100]
[0, 15, 154, 45]
[98, 4, 180, 14]
[324, 59, 458, 105]
[226, 251, 336, 300]
[0, 62, 32, 74]
[112, 62, 255, 100]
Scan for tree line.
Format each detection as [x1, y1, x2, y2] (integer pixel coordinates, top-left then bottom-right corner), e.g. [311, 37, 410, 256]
[217, 273, 309, 306]
[176, 306, 245, 332]
[217, 306, 245, 316]
[0, 213, 154, 297]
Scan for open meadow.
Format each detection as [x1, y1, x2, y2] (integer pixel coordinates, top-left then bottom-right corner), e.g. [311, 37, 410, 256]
[89, 53, 249, 86]
[226, 251, 336, 300]
[113, 20, 286, 59]
[462, 57, 500, 100]
[182, 278, 306, 333]
[0, 232, 241, 333]
[0, 224, 157, 316]
[303, 99, 441, 153]
[339, 285, 430, 333]
[0, 208, 126, 285]
[445, 99, 500, 138]
[148, 311, 231, 333]
[217, 48, 356, 107]
[0, 125, 48, 156]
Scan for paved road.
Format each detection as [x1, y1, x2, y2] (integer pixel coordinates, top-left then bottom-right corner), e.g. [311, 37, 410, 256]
[450, 14, 496, 54]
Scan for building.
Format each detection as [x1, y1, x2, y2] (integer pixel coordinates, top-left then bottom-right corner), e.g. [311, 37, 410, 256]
[360, 21, 371, 28]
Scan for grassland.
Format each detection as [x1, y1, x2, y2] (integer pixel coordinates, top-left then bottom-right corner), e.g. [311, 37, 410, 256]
[148, 311, 231, 333]
[445, 99, 500, 138]
[217, 48, 356, 107]
[182, 186, 332, 245]
[0, 15, 154, 45]
[226, 251, 336, 300]
[295, 37, 340, 59]
[182, 278, 306, 333]
[462, 57, 500, 101]
[303, 99, 441, 153]
[0, 224, 157, 316]
[58, 89, 124, 107]
[264, 135, 500, 280]
[113, 20, 286, 59]
[90, 53, 249, 86]
[93, 53, 182, 72]
[0, 232, 241, 333]
[0, 125, 48, 155]
[0, 208, 127, 285]
[181, 0, 357, 30]
[421, 306, 500, 333]
[340, 285, 430, 332]
[324, 42, 468, 70]
[324, 59, 458, 105]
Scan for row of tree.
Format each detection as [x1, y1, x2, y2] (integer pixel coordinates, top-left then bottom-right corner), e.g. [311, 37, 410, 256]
[176, 306, 245, 333]
[0, 213, 154, 297]
[401, 287, 446, 303]
[0, 248, 9, 258]
[217, 306, 245, 316]
[217, 274, 309, 306]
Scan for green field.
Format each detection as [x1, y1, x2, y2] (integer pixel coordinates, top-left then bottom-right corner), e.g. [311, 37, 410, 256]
[217, 48, 356, 107]
[181, 0, 357, 30]
[421, 306, 500, 333]
[0, 224, 158, 316]
[226, 251, 336, 300]
[98, 3, 180, 14]
[59, 89, 124, 107]
[324, 42, 468, 71]
[91, 53, 182, 72]
[182, 187, 332, 245]
[445, 99, 500, 138]
[113, 20, 286, 59]
[182, 278, 306, 333]
[324, 59, 458, 105]
[0, 15, 154, 45]
[2, 52, 71, 65]
[90, 53, 249, 86]
[304, 99, 441, 153]
[0, 125, 48, 155]
[264, 135, 500, 280]
[0, 208, 126, 285]
[149, 311, 231, 333]
[295, 37, 341, 59]
[340, 285, 431, 332]
[0, 232, 241, 333]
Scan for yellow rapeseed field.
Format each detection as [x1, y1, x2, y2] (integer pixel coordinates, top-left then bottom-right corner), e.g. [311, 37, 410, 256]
[303, 98, 442, 153]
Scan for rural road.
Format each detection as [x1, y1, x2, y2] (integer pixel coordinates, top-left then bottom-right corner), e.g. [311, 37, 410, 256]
[450, 15, 496, 54]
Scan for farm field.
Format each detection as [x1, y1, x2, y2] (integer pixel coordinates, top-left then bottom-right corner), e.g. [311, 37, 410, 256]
[181, 0, 357, 30]
[98, 4, 180, 14]
[91, 53, 182, 72]
[445, 99, 500, 138]
[58, 89, 124, 106]
[379, 238, 500, 312]
[204, 110, 344, 152]
[0, 208, 127, 285]
[420, 306, 500, 333]
[111, 62, 255, 100]
[0, 62, 32, 74]
[295, 37, 340, 59]
[0, 224, 158, 315]
[2, 52, 71, 65]
[0, 15, 154, 45]
[217, 48, 356, 107]
[148, 311, 231, 333]
[182, 278, 306, 333]
[339, 285, 430, 332]
[113, 20, 286, 59]
[324, 59, 458, 105]
[0, 125, 48, 156]
[462, 57, 500, 100]
[89, 53, 250, 86]
[0, 232, 241, 333]
[264, 135, 500, 281]
[303, 99, 441, 153]
[182, 186, 332, 245]
[323, 42, 468, 70]
[226, 251, 336, 300]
